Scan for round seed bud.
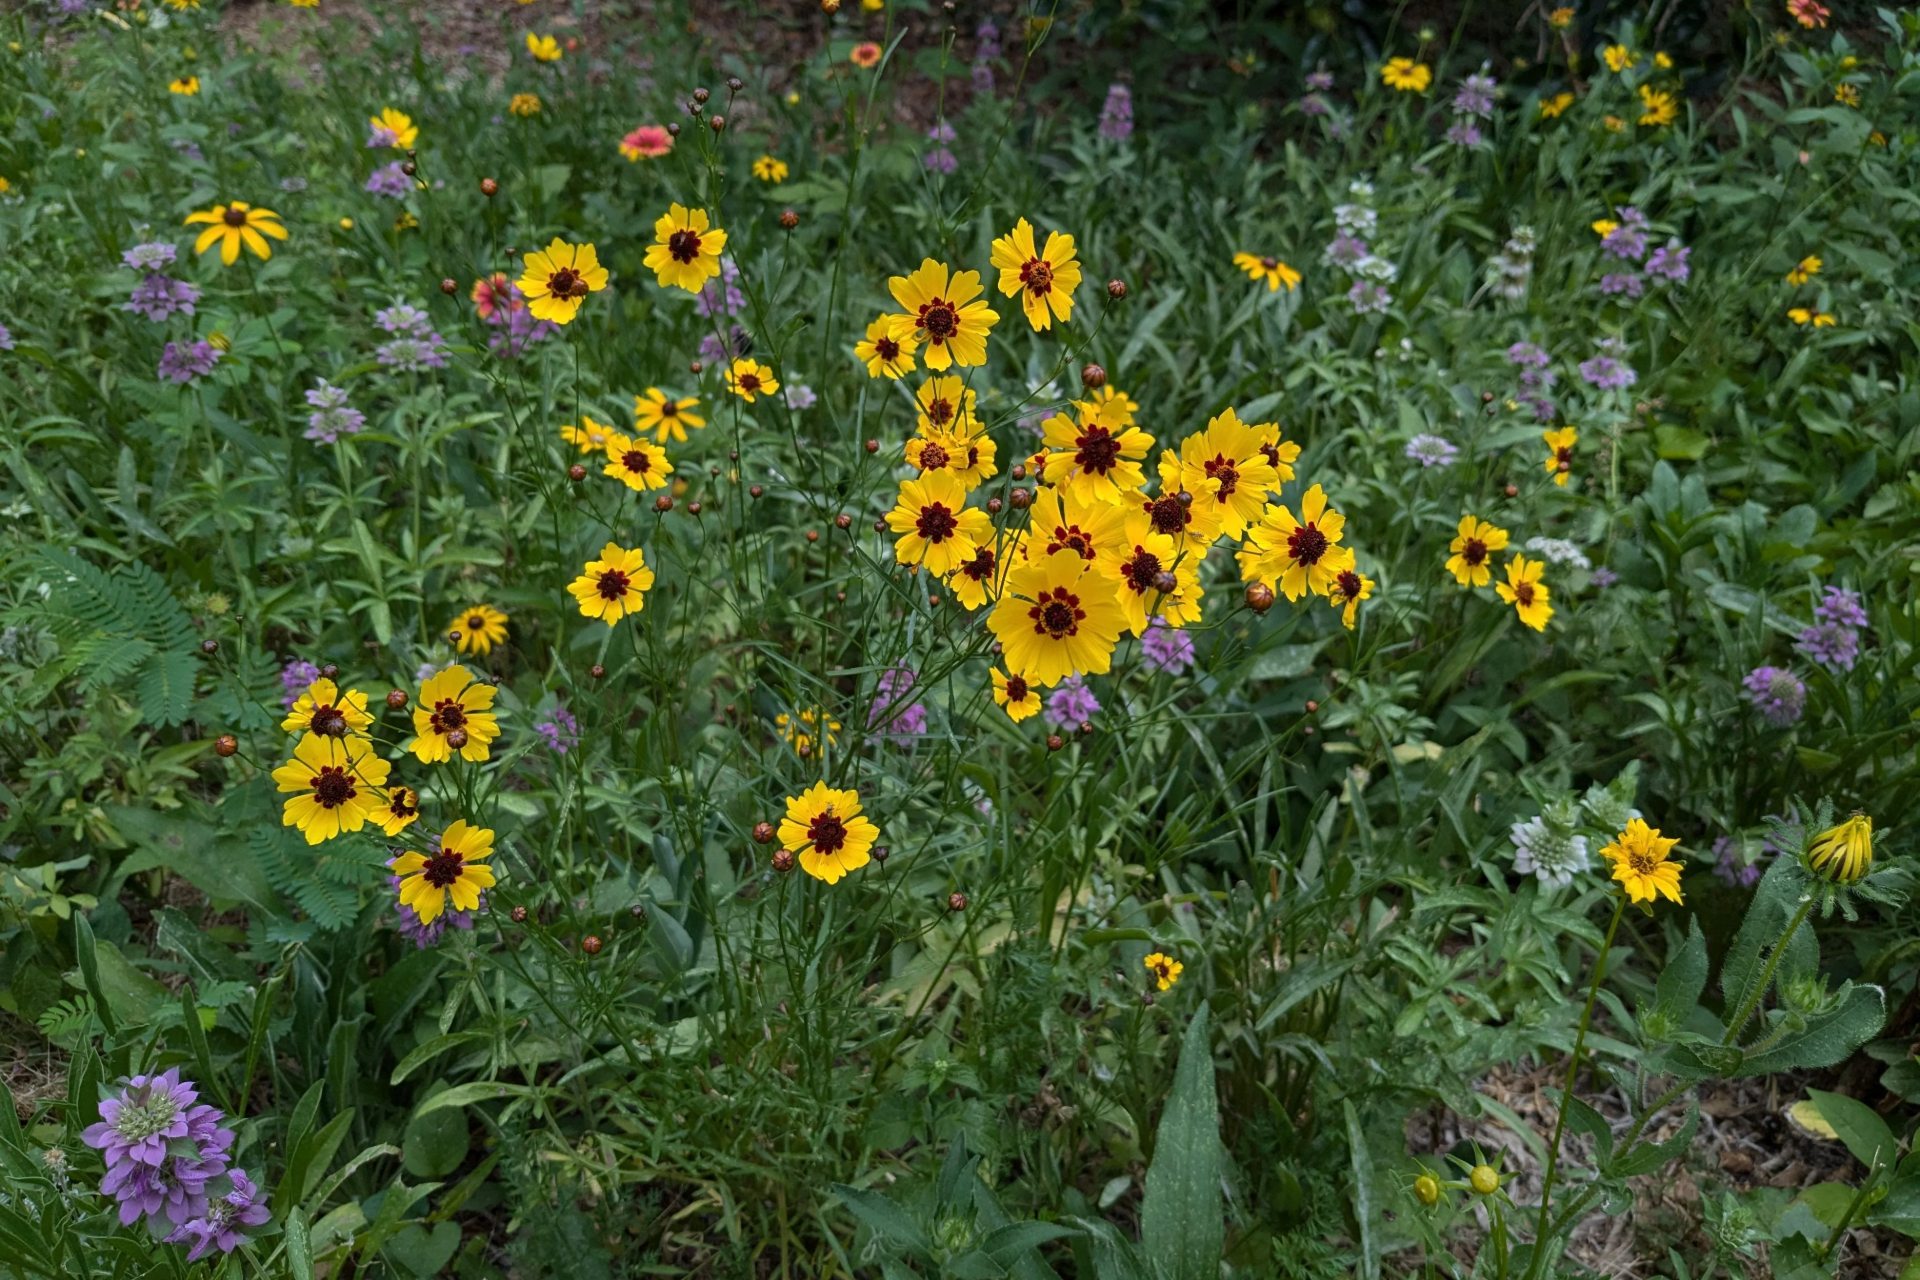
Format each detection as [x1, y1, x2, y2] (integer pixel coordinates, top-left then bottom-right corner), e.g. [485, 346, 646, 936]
[872, 845, 890, 863]
[1414, 1173, 1441, 1206]
[1010, 488, 1031, 509]
[401, 161, 417, 177]
[872, 519, 887, 533]
[214, 734, 238, 757]
[687, 501, 703, 515]
[864, 439, 880, 454]
[510, 905, 528, 923]
[771, 848, 796, 873]
[654, 495, 674, 512]
[693, 87, 710, 103]
[1078, 721, 1094, 737]
[752, 821, 776, 844]
[199, 638, 219, 655]
[779, 209, 799, 230]
[1481, 390, 1494, 403]
[1010, 463, 1026, 481]
[319, 663, 339, 679]
[1504, 483, 1519, 498]
[835, 513, 852, 530]
[729, 449, 740, 461]
[1046, 734, 1065, 752]
[947, 892, 967, 912]
[986, 497, 1004, 514]
[445, 727, 469, 750]
[1305, 699, 1319, 713]
[710, 115, 726, 133]
[1245, 583, 1276, 613]
[1176, 490, 1193, 507]
[589, 663, 606, 680]
[1152, 571, 1177, 594]
[687, 100, 702, 116]
[568, 463, 587, 482]
[1080, 363, 1106, 390]
[805, 530, 819, 543]
[386, 689, 408, 709]
[447, 631, 463, 646]
[726, 76, 743, 91]
[440, 278, 456, 295]
[667, 122, 681, 136]
[1469, 1165, 1499, 1196]
[1106, 279, 1127, 301]
[582, 935, 603, 955]
[689, 360, 703, 374]
[750, 485, 765, 499]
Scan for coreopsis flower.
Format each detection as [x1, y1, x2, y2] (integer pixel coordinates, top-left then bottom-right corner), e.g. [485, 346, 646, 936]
[988, 548, 1128, 686]
[989, 217, 1082, 331]
[272, 732, 391, 844]
[569, 543, 655, 626]
[559, 414, 616, 454]
[1495, 554, 1553, 630]
[1380, 58, 1431, 91]
[1040, 401, 1154, 505]
[1785, 254, 1821, 285]
[1232, 252, 1302, 292]
[1540, 91, 1575, 119]
[752, 154, 789, 182]
[1138, 455, 1224, 555]
[909, 374, 975, 436]
[855, 316, 917, 378]
[525, 32, 561, 61]
[391, 820, 497, 924]
[887, 258, 999, 369]
[1105, 515, 1203, 634]
[1805, 813, 1874, 883]
[1328, 566, 1373, 630]
[990, 668, 1042, 722]
[1144, 952, 1183, 990]
[509, 93, 541, 116]
[280, 676, 373, 738]
[1638, 84, 1677, 127]
[776, 707, 839, 754]
[725, 358, 780, 403]
[906, 424, 997, 492]
[1247, 420, 1302, 492]
[1237, 484, 1354, 601]
[850, 41, 882, 68]
[1602, 44, 1636, 73]
[1789, 0, 1831, 28]
[779, 782, 879, 884]
[602, 432, 673, 492]
[374, 785, 421, 837]
[184, 201, 287, 265]
[368, 106, 417, 148]
[644, 204, 727, 293]
[1021, 485, 1129, 568]
[516, 238, 608, 326]
[1542, 426, 1578, 485]
[633, 388, 704, 443]
[169, 75, 199, 95]
[620, 124, 673, 159]
[448, 604, 508, 656]
[1787, 307, 1836, 328]
[887, 473, 992, 575]
[946, 542, 1007, 610]
[408, 664, 502, 762]
[1600, 818, 1683, 904]
[1178, 408, 1280, 540]
[1445, 516, 1509, 588]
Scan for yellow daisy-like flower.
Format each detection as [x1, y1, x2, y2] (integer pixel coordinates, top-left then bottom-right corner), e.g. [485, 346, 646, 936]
[1600, 818, 1683, 905]
[633, 388, 704, 444]
[1137, 453, 1223, 555]
[946, 541, 1008, 611]
[1786, 254, 1821, 285]
[1178, 408, 1281, 541]
[373, 785, 421, 838]
[778, 782, 879, 885]
[776, 708, 839, 755]
[1232, 252, 1302, 293]
[1494, 554, 1553, 631]
[369, 106, 417, 149]
[905, 427, 998, 493]
[1654, 51, 1674, 69]
[1445, 516, 1510, 588]
[271, 732, 391, 845]
[1144, 952, 1183, 991]
[1328, 566, 1374, 630]
[1543, 426, 1578, 486]
[559, 414, 616, 454]
[1638, 85, 1677, 127]
[1805, 813, 1874, 884]
[1039, 401, 1155, 506]
[989, 217, 1082, 332]
[280, 677, 374, 739]
[184, 201, 288, 266]
[912, 375, 978, 437]
[1248, 420, 1302, 494]
[643, 203, 728, 294]
[724, 358, 780, 403]
[987, 548, 1128, 687]
[1540, 91, 1575, 119]
[1787, 307, 1836, 328]
[602, 432, 673, 492]
[1237, 484, 1355, 602]
[1021, 485, 1129, 570]
[1834, 84, 1860, 108]
[509, 93, 542, 116]
[886, 473, 992, 576]
[1592, 218, 1619, 240]
[568, 542, 655, 626]
[525, 32, 562, 62]
[1548, 6, 1574, 27]
[990, 668, 1042, 722]
[1603, 44, 1636, 73]
[855, 316, 917, 379]
[886, 258, 1000, 370]
[1105, 514, 1203, 635]
[517, 237, 609, 326]
[1380, 58, 1432, 92]
[408, 664, 502, 763]
[168, 75, 200, 95]
[752, 154, 789, 183]
[1088, 385, 1140, 427]
[447, 604, 508, 656]
[391, 820, 498, 924]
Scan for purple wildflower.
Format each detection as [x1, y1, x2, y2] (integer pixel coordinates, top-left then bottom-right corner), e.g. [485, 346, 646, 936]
[697, 257, 747, 318]
[171, 138, 205, 163]
[784, 383, 818, 411]
[1098, 83, 1134, 141]
[304, 380, 366, 443]
[280, 658, 320, 706]
[0, 323, 13, 350]
[971, 20, 1000, 92]
[1813, 586, 1867, 629]
[1444, 120, 1484, 147]
[1405, 434, 1460, 468]
[1599, 207, 1650, 262]
[1299, 94, 1332, 117]
[1743, 665, 1806, 727]
[375, 302, 432, 335]
[1795, 621, 1859, 673]
[534, 705, 580, 754]
[1599, 272, 1644, 298]
[367, 122, 398, 148]
[169, 1169, 271, 1260]
[125, 273, 200, 321]
[698, 325, 752, 365]
[122, 241, 178, 271]
[868, 666, 928, 742]
[1044, 676, 1101, 728]
[1645, 240, 1691, 283]
[1507, 342, 1551, 368]
[1323, 234, 1370, 268]
[375, 335, 448, 372]
[1305, 69, 1334, 92]
[82, 1070, 235, 1230]
[365, 162, 412, 199]
[1578, 338, 1637, 390]
[1712, 836, 1763, 888]
[1141, 618, 1195, 675]
[1452, 72, 1497, 118]
[1348, 280, 1392, 314]
[927, 120, 957, 143]
[157, 340, 221, 384]
[485, 294, 560, 359]
[1591, 566, 1618, 588]
[923, 147, 959, 175]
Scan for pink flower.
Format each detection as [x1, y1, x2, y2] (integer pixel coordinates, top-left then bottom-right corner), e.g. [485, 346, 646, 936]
[619, 124, 673, 161]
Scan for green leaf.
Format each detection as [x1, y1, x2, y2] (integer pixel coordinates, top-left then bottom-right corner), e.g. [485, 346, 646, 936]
[1650, 918, 1709, 1025]
[1343, 1098, 1379, 1280]
[384, 1222, 461, 1278]
[1141, 1004, 1223, 1280]
[72, 915, 116, 1038]
[403, 1086, 472, 1179]
[1565, 1097, 1614, 1171]
[285, 1208, 315, 1280]
[390, 1031, 490, 1086]
[1611, 1102, 1698, 1178]
[410, 1080, 527, 1118]
[1739, 984, 1886, 1077]
[829, 1184, 931, 1256]
[1806, 1090, 1897, 1173]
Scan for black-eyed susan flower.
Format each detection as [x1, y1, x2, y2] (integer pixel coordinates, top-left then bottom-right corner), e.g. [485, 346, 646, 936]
[271, 732, 391, 845]
[1786, 254, 1821, 285]
[946, 542, 1007, 611]
[1787, 307, 1836, 327]
[408, 664, 502, 763]
[989, 217, 1082, 332]
[752, 154, 789, 183]
[1806, 813, 1874, 883]
[368, 106, 417, 148]
[1600, 818, 1682, 905]
[643, 204, 727, 293]
[1232, 252, 1301, 293]
[568, 543, 654, 626]
[1021, 485, 1129, 568]
[1542, 427, 1577, 486]
[281, 676, 374, 739]
[724, 358, 779, 403]
[1328, 566, 1374, 630]
[1494, 554, 1553, 630]
[1445, 516, 1509, 588]
[1039, 401, 1154, 506]
[886, 473, 992, 575]
[855, 316, 917, 379]
[517, 237, 609, 325]
[1178, 408, 1280, 540]
[886, 258, 999, 370]
[990, 668, 1043, 722]
[184, 201, 288, 265]
[559, 414, 617, 454]
[1144, 952, 1183, 990]
[778, 782, 879, 884]
[168, 75, 200, 95]
[374, 785, 421, 837]
[448, 604, 508, 656]
[602, 432, 673, 492]
[1237, 484, 1354, 601]
[525, 32, 561, 61]
[776, 707, 839, 755]
[1638, 85, 1678, 127]
[1834, 84, 1860, 108]
[1104, 515, 1203, 634]
[988, 548, 1128, 687]
[1380, 58, 1432, 92]
[633, 388, 704, 444]
[391, 820, 497, 924]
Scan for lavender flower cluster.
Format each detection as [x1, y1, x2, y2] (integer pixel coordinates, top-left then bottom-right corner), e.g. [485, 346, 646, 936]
[1044, 676, 1100, 729]
[158, 340, 221, 385]
[1506, 341, 1558, 421]
[374, 301, 449, 372]
[482, 280, 559, 359]
[123, 242, 201, 323]
[304, 380, 366, 444]
[867, 665, 928, 743]
[1446, 70, 1496, 147]
[1595, 206, 1691, 300]
[1325, 184, 1395, 314]
[1795, 585, 1868, 673]
[971, 20, 999, 94]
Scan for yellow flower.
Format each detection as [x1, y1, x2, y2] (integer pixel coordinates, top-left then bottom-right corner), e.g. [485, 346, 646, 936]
[1600, 818, 1683, 905]
[373, 785, 421, 838]
[1328, 565, 1374, 630]
[887, 473, 992, 575]
[447, 604, 509, 656]
[1638, 85, 1677, 127]
[559, 413, 616, 454]
[778, 782, 879, 885]
[1603, 44, 1636, 73]
[1020, 485, 1129, 570]
[907, 424, 997, 493]
[946, 541, 1008, 611]
[1494, 554, 1553, 631]
[989, 217, 1083, 331]
[752, 154, 789, 182]
[724, 358, 780, 403]
[281, 677, 374, 739]
[1786, 254, 1821, 285]
[408, 664, 502, 763]
[1177, 407, 1280, 541]
[369, 106, 417, 149]
[1787, 307, 1836, 327]
[1237, 484, 1355, 602]
[337, 217, 353, 230]
[1539, 91, 1575, 119]
[1591, 218, 1618, 239]
[271, 732, 391, 845]
[633, 388, 704, 444]
[850, 41, 882, 69]
[1543, 426, 1578, 486]
[988, 548, 1128, 687]
[525, 32, 562, 62]
[1039, 401, 1155, 506]
[1805, 813, 1874, 883]
[184, 201, 288, 265]
[0, 176, 10, 194]
[1547, 6, 1573, 27]
[391, 821, 497, 924]
[168, 75, 199, 95]
[602, 433, 673, 492]
[289, 0, 318, 8]
[1602, 114, 1627, 133]
[855, 315, 918, 379]
[1232, 251, 1301, 293]
[776, 708, 839, 755]
[1834, 84, 1860, 108]
[887, 259, 1000, 370]
[643, 203, 728, 293]
[1445, 516, 1509, 588]
[1380, 57, 1432, 92]
[990, 668, 1042, 722]
[1104, 513, 1203, 635]
[509, 93, 542, 116]
[568, 542, 655, 626]
[1654, 51, 1673, 69]
[1144, 952, 1183, 991]
[516, 237, 609, 325]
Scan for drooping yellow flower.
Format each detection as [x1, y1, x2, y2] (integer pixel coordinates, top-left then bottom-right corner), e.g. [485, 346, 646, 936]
[1787, 307, 1836, 328]
[408, 664, 502, 763]
[1638, 85, 1677, 127]
[391, 821, 498, 924]
[1603, 44, 1636, 73]
[516, 238, 609, 325]
[1144, 952, 1183, 991]
[1104, 514, 1203, 635]
[1380, 58, 1432, 92]
[1237, 484, 1355, 602]
[990, 668, 1042, 722]
[1494, 555, 1553, 631]
[525, 32, 562, 61]
[633, 388, 704, 444]
[776, 707, 839, 755]
[1446, 516, 1510, 588]
[446, 604, 508, 656]
[855, 316, 917, 379]
[1039, 401, 1155, 506]
[1600, 818, 1683, 905]
[271, 732, 391, 845]
[559, 414, 617, 454]
[509, 93, 542, 116]
[886, 259, 1000, 370]
[643, 203, 727, 293]
[1786, 254, 1822, 285]
[751, 154, 789, 183]
[369, 106, 417, 149]
[373, 785, 421, 838]
[1806, 813, 1874, 883]
[886, 473, 992, 575]
[1328, 565, 1374, 630]
[1177, 408, 1280, 541]
[280, 677, 374, 739]
[602, 432, 673, 492]
[1540, 91, 1576, 119]
[1547, 6, 1574, 27]
[987, 548, 1128, 687]
[989, 217, 1082, 331]
[778, 781, 879, 884]
[568, 542, 654, 626]
[1543, 427, 1578, 486]
[1232, 252, 1302, 293]
[168, 75, 200, 96]
[724, 358, 780, 403]
[184, 201, 288, 265]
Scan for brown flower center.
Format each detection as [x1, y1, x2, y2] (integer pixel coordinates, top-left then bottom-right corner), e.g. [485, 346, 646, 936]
[1461, 538, 1487, 566]
[960, 547, 996, 581]
[1626, 848, 1658, 875]
[1144, 494, 1191, 537]
[310, 766, 356, 808]
[806, 811, 849, 855]
[919, 300, 958, 340]
[596, 569, 632, 601]
[1203, 454, 1238, 499]
[547, 267, 588, 299]
[1287, 523, 1330, 566]
[668, 229, 702, 263]
[429, 700, 467, 734]
[1019, 258, 1053, 296]
[1513, 582, 1536, 607]
[875, 336, 900, 360]
[915, 502, 959, 542]
[309, 705, 348, 737]
[737, 373, 761, 394]
[1030, 587, 1084, 639]
[1074, 428, 1121, 475]
[1004, 674, 1028, 701]
[926, 397, 954, 426]
[622, 449, 653, 474]
[917, 441, 952, 471]
[1123, 548, 1164, 592]
[222, 207, 248, 227]
[420, 847, 466, 888]
[389, 788, 419, 818]
[660, 400, 679, 417]
[1335, 569, 1362, 601]
[467, 615, 486, 631]
[1048, 525, 1095, 560]
[1260, 255, 1278, 270]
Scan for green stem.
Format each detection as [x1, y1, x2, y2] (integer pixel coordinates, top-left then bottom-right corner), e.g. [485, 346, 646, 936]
[1722, 896, 1815, 1047]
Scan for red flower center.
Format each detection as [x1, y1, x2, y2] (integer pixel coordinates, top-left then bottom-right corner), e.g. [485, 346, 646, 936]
[389, 789, 419, 818]
[925, 397, 954, 426]
[1030, 587, 1084, 639]
[1074, 428, 1122, 475]
[1203, 454, 1238, 499]
[420, 847, 465, 888]
[1144, 494, 1190, 537]
[429, 700, 467, 734]
[1005, 674, 1029, 701]
[1048, 525, 1095, 560]
[1019, 258, 1054, 296]
[623, 450, 652, 474]
[1335, 569, 1362, 601]
[919, 300, 959, 340]
[807, 811, 849, 855]
[309, 766, 356, 808]
[1287, 523, 1330, 566]
[960, 547, 996, 581]
[1461, 538, 1487, 566]
[917, 441, 952, 471]
[915, 502, 959, 542]
[668, 229, 702, 263]
[1123, 548, 1164, 592]
[309, 705, 348, 737]
[547, 267, 588, 299]
[875, 337, 900, 360]
[596, 569, 631, 601]
[737, 373, 761, 394]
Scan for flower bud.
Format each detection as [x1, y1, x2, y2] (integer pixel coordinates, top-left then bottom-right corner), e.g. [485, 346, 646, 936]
[1080, 363, 1106, 390]
[710, 115, 726, 133]
[590, 663, 606, 680]
[1469, 1165, 1499, 1196]
[1106, 279, 1127, 301]
[771, 848, 796, 873]
[440, 278, 457, 295]
[386, 689, 408, 709]
[1046, 734, 1065, 751]
[445, 727, 469, 750]
[835, 513, 852, 530]
[1010, 488, 1031, 510]
[1244, 583, 1275, 613]
[199, 638, 219, 655]
[654, 495, 674, 512]
[752, 821, 776, 844]
[780, 209, 799, 230]
[214, 734, 238, 757]
[510, 905, 528, 923]
[568, 463, 587, 482]
[947, 892, 967, 912]
[581, 935, 602, 955]
[1414, 1173, 1441, 1206]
